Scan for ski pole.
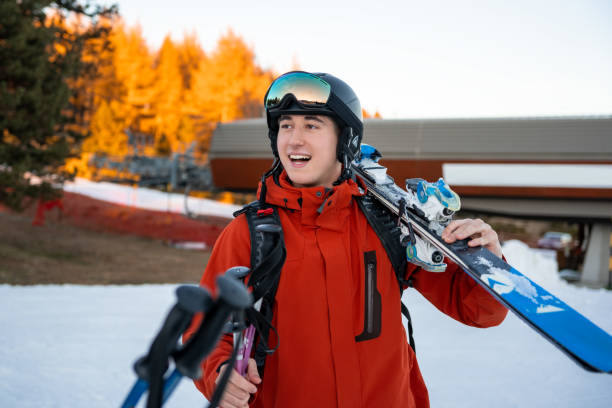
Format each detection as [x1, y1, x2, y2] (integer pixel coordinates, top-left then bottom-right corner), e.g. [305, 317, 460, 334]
[167, 274, 252, 407]
[162, 272, 251, 407]
[120, 274, 252, 408]
[235, 301, 260, 375]
[120, 285, 212, 408]
[224, 266, 253, 376]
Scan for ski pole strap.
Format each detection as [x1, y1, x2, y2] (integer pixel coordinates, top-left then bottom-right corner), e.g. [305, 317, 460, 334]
[245, 307, 279, 354]
[207, 332, 242, 408]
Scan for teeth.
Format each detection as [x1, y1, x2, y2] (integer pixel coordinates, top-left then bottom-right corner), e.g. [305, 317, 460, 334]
[289, 155, 311, 160]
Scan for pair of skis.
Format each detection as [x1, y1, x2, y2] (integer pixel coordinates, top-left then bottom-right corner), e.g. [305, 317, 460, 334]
[352, 143, 612, 373]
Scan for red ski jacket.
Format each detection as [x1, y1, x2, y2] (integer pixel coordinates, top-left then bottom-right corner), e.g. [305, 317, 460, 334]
[185, 171, 507, 408]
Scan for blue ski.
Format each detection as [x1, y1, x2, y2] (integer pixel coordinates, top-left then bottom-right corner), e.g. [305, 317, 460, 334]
[353, 144, 612, 373]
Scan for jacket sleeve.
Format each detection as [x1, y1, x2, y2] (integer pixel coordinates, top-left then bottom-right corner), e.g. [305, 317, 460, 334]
[409, 257, 508, 328]
[182, 215, 252, 400]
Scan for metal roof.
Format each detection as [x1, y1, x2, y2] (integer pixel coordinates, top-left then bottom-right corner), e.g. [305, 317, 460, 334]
[209, 116, 612, 161]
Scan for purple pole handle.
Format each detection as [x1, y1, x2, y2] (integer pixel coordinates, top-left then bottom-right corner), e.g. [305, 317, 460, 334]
[235, 324, 256, 375]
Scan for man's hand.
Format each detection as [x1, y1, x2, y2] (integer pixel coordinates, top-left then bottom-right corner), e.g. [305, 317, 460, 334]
[442, 218, 503, 259]
[216, 358, 261, 408]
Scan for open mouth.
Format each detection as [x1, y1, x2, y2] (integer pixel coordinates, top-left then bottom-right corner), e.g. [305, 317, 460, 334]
[289, 154, 311, 163]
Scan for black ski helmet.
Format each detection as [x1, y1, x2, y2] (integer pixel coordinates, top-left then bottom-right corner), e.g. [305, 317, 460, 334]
[263, 71, 364, 182]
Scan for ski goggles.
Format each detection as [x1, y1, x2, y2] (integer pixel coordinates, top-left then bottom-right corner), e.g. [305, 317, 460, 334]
[264, 72, 331, 109]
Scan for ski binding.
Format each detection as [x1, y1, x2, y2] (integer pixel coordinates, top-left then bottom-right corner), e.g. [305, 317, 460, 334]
[356, 144, 461, 272]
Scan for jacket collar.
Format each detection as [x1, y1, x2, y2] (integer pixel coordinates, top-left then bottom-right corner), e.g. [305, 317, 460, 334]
[258, 170, 363, 228]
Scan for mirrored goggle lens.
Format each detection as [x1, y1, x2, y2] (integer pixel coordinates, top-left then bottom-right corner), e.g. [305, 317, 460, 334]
[265, 72, 331, 109]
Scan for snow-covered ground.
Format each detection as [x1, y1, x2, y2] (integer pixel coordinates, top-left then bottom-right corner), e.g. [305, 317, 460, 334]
[64, 178, 241, 218]
[2, 180, 608, 406]
[1, 241, 611, 407]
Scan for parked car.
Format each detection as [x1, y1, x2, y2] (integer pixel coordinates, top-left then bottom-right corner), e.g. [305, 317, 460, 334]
[537, 231, 573, 250]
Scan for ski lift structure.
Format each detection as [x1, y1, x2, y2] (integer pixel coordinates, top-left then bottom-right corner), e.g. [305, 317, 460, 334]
[89, 130, 214, 221]
[90, 130, 212, 191]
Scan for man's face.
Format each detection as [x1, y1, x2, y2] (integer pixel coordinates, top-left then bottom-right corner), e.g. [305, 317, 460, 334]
[276, 114, 341, 189]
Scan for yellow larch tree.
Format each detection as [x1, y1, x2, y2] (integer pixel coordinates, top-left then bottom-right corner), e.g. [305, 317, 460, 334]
[111, 22, 156, 153]
[68, 22, 278, 176]
[152, 35, 185, 155]
[176, 32, 207, 156]
[188, 30, 273, 125]
[177, 31, 206, 91]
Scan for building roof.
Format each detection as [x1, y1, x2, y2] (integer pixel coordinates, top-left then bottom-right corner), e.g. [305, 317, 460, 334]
[209, 115, 612, 161]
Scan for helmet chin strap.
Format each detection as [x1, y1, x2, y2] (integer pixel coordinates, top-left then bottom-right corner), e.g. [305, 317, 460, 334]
[333, 127, 358, 186]
[259, 156, 282, 203]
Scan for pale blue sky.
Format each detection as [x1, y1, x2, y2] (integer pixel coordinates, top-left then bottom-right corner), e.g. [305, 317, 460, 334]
[112, 0, 611, 119]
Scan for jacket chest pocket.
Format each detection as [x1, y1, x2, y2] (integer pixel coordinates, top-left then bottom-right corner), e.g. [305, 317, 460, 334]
[355, 251, 382, 342]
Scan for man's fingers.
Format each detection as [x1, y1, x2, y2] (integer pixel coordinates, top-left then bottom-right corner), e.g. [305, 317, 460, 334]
[468, 236, 484, 247]
[246, 358, 261, 384]
[442, 219, 473, 242]
[216, 364, 257, 395]
[456, 219, 487, 239]
[443, 219, 470, 235]
[227, 370, 258, 394]
[444, 219, 488, 240]
[224, 381, 250, 400]
[441, 218, 502, 257]
[218, 385, 250, 408]
[460, 223, 502, 258]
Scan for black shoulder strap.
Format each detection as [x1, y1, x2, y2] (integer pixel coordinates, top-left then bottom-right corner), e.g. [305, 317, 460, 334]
[235, 200, 286, 376]
[356, 194, 416, 351]
[237, 202, 285, 300]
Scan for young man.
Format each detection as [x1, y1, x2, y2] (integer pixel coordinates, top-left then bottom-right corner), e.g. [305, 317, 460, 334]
[186, 71, 508, 408]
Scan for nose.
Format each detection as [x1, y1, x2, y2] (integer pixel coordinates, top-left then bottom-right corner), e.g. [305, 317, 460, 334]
[288, 126, 305, 146]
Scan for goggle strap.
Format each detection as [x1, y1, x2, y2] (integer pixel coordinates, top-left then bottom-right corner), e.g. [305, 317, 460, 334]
[326, 93, 362, 136]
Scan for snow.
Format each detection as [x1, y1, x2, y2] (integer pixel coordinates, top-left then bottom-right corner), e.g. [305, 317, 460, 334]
[1, 241, 611, 407]
[64, 178, 241, 219]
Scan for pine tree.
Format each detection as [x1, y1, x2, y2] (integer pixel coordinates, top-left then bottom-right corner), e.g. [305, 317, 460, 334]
[0, 0, 117, 211]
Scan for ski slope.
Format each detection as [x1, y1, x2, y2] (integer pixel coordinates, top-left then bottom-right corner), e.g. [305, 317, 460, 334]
[1, 241, 611, 407]
[63, 178, 241, 218]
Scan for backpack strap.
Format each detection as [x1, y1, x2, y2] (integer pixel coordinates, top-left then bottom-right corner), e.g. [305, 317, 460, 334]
[355, 194, 416, 351]
[234, 200, 286, 376]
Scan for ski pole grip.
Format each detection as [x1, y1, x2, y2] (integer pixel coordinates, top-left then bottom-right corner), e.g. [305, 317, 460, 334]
[174, 275, 252, 379]
[133, 285, 212, 381]
[225, 266, 250, 281]
[176, 285, 214, 314]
